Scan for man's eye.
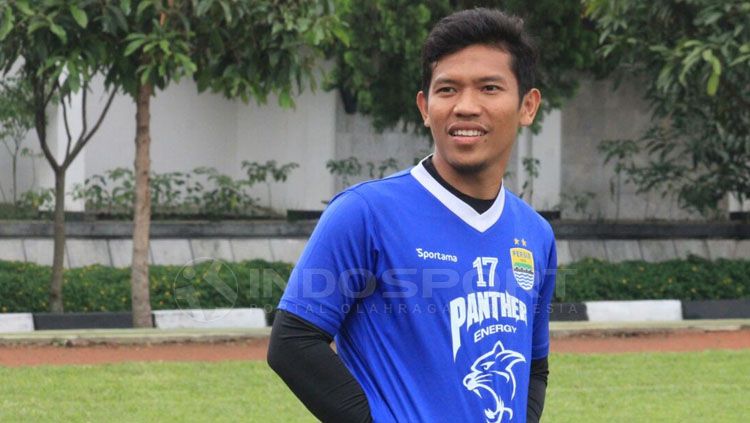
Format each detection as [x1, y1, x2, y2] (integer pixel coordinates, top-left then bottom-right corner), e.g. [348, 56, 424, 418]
[483, 85, 501, 92]
[436, 87, 455, 94]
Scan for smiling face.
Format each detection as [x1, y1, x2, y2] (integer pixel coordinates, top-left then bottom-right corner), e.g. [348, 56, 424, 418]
[416, 44, 540, 194]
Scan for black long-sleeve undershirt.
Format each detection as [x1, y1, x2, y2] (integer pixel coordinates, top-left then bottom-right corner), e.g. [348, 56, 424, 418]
[267, 310, 372, 423]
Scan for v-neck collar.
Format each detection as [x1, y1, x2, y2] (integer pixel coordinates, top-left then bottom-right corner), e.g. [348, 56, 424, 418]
[410, 157, 506, 233]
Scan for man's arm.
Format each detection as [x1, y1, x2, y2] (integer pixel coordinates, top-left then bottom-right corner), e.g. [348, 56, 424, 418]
[528, 237, 557, 422]
[267, 310, 372, 423]
[527, 357, 549, 423]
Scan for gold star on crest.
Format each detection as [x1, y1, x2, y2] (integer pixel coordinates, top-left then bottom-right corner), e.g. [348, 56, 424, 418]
[522, 239, 527, 247]
[513, 238, 519, 245]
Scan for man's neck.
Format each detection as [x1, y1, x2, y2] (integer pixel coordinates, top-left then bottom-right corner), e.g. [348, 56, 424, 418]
[431, 154, 504, 200]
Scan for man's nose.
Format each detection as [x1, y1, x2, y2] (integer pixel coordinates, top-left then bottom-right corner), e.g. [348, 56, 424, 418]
[453, 91, 481, 117]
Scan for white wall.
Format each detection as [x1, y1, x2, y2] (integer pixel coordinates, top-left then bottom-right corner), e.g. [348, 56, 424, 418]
[3, 70, 734, 220]
[80, 75, 336, 213]
[0, 127, 38, 204]
[561, 76, 703, 220]
[0, 63, 47, 205]
[334, 100, 432, 192]
[509, 109, 562, 211]
[84, 75, 238, 179]
[235, 88, 337, 211]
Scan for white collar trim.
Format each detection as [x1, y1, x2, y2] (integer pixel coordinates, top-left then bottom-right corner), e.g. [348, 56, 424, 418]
[410, 157, 505, 233]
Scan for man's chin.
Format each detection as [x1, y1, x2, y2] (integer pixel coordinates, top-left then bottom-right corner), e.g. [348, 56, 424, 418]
[448, 158, 488, 175]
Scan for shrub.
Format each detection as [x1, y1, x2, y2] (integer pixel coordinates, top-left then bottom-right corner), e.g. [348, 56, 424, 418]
[1, 257, 748, 314]
[556, 256, 750, 302]
[0, 260, 292, 314]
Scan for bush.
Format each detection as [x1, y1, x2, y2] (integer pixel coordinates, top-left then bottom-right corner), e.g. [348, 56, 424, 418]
[1, 257, 748, 314]
[557, 256, 750, 302]
[0, 260, 292, 314]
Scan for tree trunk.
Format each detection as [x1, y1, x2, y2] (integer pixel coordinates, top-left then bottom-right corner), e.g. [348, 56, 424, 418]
[48, 169, 66, 312]
[131, 83, 153, 328]
[12, 155, 18, 204]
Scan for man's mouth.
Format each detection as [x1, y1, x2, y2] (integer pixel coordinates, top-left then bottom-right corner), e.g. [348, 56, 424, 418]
[450, 128, 486, 137]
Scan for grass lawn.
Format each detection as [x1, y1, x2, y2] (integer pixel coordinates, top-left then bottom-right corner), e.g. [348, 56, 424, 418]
[0, 350, 748, 422]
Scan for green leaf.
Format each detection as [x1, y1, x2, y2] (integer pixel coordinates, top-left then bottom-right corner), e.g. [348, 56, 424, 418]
[159, 40, 170, 54]
[706, 73, 719, 96]
[196, 0, 214, 17]
[124, 39, 146, 56]
[16, 1, 34, 16]
[729, 54, 750, 66]
[136, 1, 154, 18]
[332, 26, 350, 47]
[0, 8, 14, 41]
[220, 1, 232, 24]
[67, 74, 81, 93]
[278, 90, 294, 108]
[121, 0, 132, 15]
[49, 22, 67, 43]
[702, 49, 722, 75]
[69, 5, 88, 28]
[125, 33, 146, 41]
[140, 67, 152, 85]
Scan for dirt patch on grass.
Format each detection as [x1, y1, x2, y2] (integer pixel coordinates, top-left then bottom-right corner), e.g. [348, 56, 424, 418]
[550, 329, 750, 354]
[1, 330, 748, 367]
[0, 338, 270, 367]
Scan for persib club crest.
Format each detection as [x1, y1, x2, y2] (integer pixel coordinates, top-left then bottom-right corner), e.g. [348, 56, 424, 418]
[510, 248, 534, 290]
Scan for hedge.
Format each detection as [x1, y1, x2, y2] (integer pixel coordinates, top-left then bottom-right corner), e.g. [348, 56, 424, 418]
[556, 257, 750, 302]
[0, 260, 291, 314]
[0, 256, 748, 313]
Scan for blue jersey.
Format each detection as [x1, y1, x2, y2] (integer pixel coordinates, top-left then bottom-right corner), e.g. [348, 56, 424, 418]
[279, 162, 557, 423]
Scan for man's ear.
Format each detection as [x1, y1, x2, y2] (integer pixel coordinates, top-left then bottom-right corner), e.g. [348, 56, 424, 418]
[416, 91, 430, 127]
[519, 88, 541, 127]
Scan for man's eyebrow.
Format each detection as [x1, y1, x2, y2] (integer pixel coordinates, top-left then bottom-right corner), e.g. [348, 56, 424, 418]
[432, 75, 509, 85]
[475, 75, 508, 84]
[432, 77, 460, 85]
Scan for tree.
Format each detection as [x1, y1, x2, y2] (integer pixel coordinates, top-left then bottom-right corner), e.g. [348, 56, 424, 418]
[0, 0, 118, 312]
[326, 0, 599, 132]
[587, 0, 750, 215]
[0, 77, 34, 204]
[103, 1, 343, 327]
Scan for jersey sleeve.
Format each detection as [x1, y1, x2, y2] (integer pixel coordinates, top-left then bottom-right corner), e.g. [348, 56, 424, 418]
[531, 239, 557, 360]
[277, 190, 378, 337]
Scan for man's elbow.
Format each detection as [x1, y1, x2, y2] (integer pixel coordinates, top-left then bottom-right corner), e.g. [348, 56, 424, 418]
[266, 329, 284, 374]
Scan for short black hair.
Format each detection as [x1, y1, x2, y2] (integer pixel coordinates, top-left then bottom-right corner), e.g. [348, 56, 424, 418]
[421, 8, 537, 101]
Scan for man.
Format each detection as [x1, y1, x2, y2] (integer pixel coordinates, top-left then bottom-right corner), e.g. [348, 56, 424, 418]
[268, 8, 555, 423]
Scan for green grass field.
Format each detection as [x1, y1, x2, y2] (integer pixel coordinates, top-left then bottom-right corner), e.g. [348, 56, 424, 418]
[0, 350, 748, 422]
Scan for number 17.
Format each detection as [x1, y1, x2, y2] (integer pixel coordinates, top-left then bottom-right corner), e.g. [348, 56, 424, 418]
[473, 256, 498, 287]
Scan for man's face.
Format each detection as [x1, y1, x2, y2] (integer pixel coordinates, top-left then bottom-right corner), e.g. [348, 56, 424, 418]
[416, 44, 540, 178]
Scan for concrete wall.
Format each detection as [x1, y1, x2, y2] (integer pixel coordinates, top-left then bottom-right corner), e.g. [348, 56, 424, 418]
[84, 75, 238, 183]
[0, 63, 39, 205]
[1, 236, 746, 268]
[3, 75, 338, 213]
[85, 75, 337, 212]
[560, 76, 707, 220]
[0, 129, 38, 204]
[0, 72, 735, 219]
[333, 99, 431, 192]
[235, 88, 337, 211]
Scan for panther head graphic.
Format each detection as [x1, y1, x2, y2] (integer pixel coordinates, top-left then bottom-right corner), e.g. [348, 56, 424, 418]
[462, 341, 526, 423]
